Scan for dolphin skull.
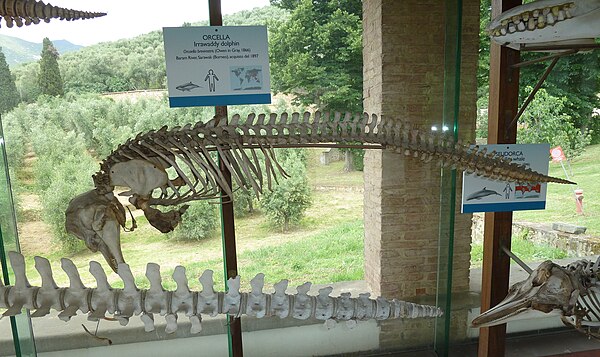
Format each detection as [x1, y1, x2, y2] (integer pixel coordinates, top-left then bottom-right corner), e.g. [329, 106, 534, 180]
[65, 189, 127, 272]
[472, 260, 585, 328]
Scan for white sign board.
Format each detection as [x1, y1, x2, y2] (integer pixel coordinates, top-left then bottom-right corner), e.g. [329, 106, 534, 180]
[461, 144, 550, 213]
[163, 26, 271, 107]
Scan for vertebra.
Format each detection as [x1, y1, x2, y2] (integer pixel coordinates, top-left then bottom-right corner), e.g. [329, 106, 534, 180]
[96, 112, 571, 198]
[0, 0, 106, 28]
[0, 251, 443, 334]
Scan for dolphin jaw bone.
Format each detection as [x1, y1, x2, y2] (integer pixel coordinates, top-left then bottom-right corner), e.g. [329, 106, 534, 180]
[472, 260, 581, 328]
[487, 0, 600, 47]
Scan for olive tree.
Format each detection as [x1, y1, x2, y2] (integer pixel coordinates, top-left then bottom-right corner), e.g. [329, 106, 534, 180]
[261, 149, 311, 232]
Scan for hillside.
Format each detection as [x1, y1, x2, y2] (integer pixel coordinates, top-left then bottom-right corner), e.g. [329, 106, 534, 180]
[0, 34, 83, 67]
[9, 5, 289, 97]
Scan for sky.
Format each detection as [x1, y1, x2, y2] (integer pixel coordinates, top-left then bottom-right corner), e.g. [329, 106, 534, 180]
[0, 0, 271, 46]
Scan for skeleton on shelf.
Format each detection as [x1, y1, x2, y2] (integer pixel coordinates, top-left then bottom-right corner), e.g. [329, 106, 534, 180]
[472, 257, 600, 339]
[488, 0, 600, 50]
[0, 251, 443, 334]
[0, 0, 106, 28]
[65, 111, 573, 272]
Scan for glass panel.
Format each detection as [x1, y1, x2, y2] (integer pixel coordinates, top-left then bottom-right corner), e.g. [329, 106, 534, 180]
[237, 1, 465, 355]
[470, 1, 600, 354]
[235, 145, 369, 356]
[0, 1, 476, 355]
[0, 101, 233, 355]
[436, 0, 463, 355]
[0, 115, 37, 357]
[505, 34, 600, 352]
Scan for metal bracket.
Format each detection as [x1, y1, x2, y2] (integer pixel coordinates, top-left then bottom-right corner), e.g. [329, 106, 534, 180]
[503, 44, 600, 140]
[501, 245, 532, 274]
[504, 50, 573, 139]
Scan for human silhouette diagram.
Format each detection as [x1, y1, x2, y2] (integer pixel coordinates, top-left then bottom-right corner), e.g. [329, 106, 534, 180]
[503, 183, 513, 199]
[204, 69, 219, 92]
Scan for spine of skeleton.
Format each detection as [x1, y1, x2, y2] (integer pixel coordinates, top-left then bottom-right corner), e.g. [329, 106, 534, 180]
[0, 0, 106, 28]
[101, 111, 573, 188]
[0, 252, 443, 334]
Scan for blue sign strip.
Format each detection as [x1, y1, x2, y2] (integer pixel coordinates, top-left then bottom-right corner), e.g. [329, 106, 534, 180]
[169, 94, 271, 107]
[462, 201, 546, 213]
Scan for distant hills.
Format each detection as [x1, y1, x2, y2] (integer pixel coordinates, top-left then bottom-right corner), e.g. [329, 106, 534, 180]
[0, 34, 83, 67]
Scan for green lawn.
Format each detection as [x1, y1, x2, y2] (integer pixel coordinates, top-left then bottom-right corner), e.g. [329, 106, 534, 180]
[159, 220, 364, 291]
[514, 144, 600, 236]
[306, 154, 365, 188]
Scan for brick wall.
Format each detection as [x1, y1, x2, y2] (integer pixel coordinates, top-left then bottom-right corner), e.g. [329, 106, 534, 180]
[362, 0, 479, 349]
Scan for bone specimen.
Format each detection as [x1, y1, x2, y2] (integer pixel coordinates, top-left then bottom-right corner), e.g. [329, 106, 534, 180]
[472, 257, 600, 339]
[65, 189, 126, 271]
[0, 252, 443, 334]
[488, 0, 600, 49]
[94, 112, 573, 202]
[66, 111, 575, 271]
[0, 0, 106, 28]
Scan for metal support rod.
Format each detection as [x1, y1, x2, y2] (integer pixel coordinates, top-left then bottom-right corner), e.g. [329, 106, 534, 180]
[510, 49, 578, 69]
[521, 43, 600, 52]
[208, 1, 243, 357]
[505, 56, 560, 138]
[208, 0, 223, 26]
[501, 246, 532, 274]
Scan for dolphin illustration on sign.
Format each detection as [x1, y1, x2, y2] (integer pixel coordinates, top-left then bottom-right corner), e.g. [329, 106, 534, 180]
[466, 187, 502, 201]
[176, 82, 201, 92]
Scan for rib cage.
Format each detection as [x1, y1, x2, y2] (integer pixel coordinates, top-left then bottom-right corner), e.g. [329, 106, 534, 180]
[565, 258, 600, 333]
[576, 288, 600, 332]
[0, 252, 443, 334]
[95, 111, 573, 207]
[0, 0, 106, 28]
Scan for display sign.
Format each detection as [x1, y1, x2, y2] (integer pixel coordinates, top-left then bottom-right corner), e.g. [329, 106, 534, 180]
[550, 146, 567, 162]
[163, 26, 271, 107]
[461, 144, 550, 213]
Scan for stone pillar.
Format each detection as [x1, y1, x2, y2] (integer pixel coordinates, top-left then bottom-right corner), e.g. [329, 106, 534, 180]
[363, 0, 480, 348]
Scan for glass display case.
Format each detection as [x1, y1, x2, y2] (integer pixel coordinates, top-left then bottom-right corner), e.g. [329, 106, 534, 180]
[2, 1, 598, 356]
